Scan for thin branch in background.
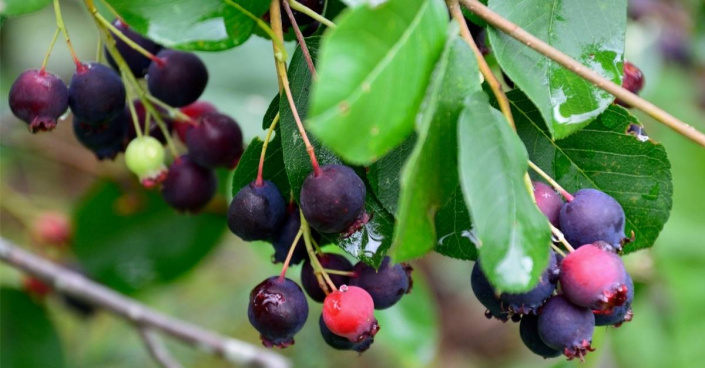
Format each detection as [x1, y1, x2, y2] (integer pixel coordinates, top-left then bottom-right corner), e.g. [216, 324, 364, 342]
[0, 238, 290, 368]
[138, 327, 184, 368]
[459, 0, 705, 148]
[282, 0, 317, 79]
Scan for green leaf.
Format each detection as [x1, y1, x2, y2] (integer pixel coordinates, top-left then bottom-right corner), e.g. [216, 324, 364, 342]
[231, 134, 290, 199]
[279, 37, 395, 267]
[73, 181, 226, 294]
[366, 135, 417, 216]
[434, 187, 477, 260]
[457, 92, 551, 292]
[105, 0, 269, 51]
[0, 288, 66, 368]
[1, 0, 51, 16]
[391, 30, 483, 261]
[488, 0, 626, 139]
[307, 0, 449, 164]
[510, 91, 673, 253]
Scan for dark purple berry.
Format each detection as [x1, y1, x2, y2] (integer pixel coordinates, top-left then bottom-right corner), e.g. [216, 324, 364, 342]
[125, 99, 173, 144]
[161, 155, 217, 213]
[9, 69, 69, 132]
[519, 314, 562, 358]
[271, 204, 312, 265]
[318, 314, 373, 352]
[248, 276, 309, 348]
[348, 256, 413, 310]
[186, 112, 243, 169]
[105, 19, 163, 78]
[559, 188, 626, 250]
[498, 251, 558, 315]
[471, 262, 511, 322]
[533, 181, 563, 227]
[301, 253, 352, 303]
[228, 180, 286, 241]
[73, 110, 129, 160]
[69, 63, 126, 124]
[537, 295, 595, 360]
[300, 164, 366, 234]
[147, 50, 208, 107]
[615, 61, 645, 108]
[594, 272, 634, 327]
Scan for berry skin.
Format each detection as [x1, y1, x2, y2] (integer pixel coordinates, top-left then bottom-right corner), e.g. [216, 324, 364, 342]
[498, 250, 559, 315]
[228, 180, 286, 241]
[185, 112, 244, 169]
[300, 164, 366, 234]
[271, 204, 311, 265]
[301, 253, 353, 303]
[318, 314, 374, 352]
[470, 262, 511, 322]
[124, 136, 168, 188]
[22, 276, 52, 297]
[9, 69, 69, 132]
[161, 155, 217, 213]
[559, 188, 626, 250]
[537, 295, 595, 361]
[348, 256, 413, 310]
[147, 50, 208, 107]
[175, 101, 217, 142]
[105, 19, 162, 78]
[616, 61, 645, 108]
[594, 272, 634, 327]
[31, 211, 72, 247]
[125, 99, 173, 144]
[73, 111, 129, 160]
[322, 285, 379, 343]
[560, 241, 629, 313]
[533, 181, 563, 227]
[69, 62, 126, 124]
[248, 276, 309, 348]
[519, 314, 562, 358]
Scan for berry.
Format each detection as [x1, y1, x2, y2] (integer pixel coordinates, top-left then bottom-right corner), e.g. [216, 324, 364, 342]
[498, 250, 559, 315]
[69, 62, 126, 124]
[185, 112, 243, 168]
[105, 19, 162, 77]
[470, 261, 511, 322]
[228, 180, 286, 241]
[175, 101, 217, 142]
[533, 181, 563, 227]
[161, 155, 217, 212]
[322, 285, 379, 342]
[519, 314, 562, 358]
[537, 295, 595, 361]
[125, 99, 173, 144]
[615, 61, 645, 108]
[271, 204, 311, 265]
[73, 111, 129, 160]
[559, 188, 626, 250]
[9, 69, 69, 132]
[147, 50, 208, 107]
[318, 314, 374, 352]
[301, 253, 353, 303]
[594, 272, 634, 327]
[124, 136, 168, 188]
[22, 276, 52, 297]
[559, 241, 629, 313]
[300, 164, 366, 234]
[248, 276, 308, 348]
[31, 211, 72, 246]
[348, 256, 413, 310]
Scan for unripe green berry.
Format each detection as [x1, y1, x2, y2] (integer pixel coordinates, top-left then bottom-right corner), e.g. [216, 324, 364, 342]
[125, 136, 168, 188]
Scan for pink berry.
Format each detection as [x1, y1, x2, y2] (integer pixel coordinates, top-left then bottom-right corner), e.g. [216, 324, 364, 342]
[322, 285, 379, 342]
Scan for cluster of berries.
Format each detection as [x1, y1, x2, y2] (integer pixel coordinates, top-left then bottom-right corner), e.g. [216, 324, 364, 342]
[8, 19, 244, 213]
[471, 182, 634, 360]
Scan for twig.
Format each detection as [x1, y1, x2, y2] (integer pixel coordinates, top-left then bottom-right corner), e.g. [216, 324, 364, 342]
[0, 238, 290, 368]
[282, 0, 317, 79]
[460, 0, 705, 148]
[138, 327, 183, 368]
[528, 161, 574, 201]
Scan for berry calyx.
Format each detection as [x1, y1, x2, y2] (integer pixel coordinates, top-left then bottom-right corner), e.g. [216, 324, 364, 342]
[318, 314, 374, 352]
[185, 112, 243, 169]
[560, 241, 629, 313]
[9, 69, 69, 132]
[161, 155, 217, 213]
[519, 314, 562, 358]
[248, 276, 309, 348]
[533, 181, 563, 227]
[31, 211, 72, 247]
[322, 285, 379, 343]
[105, 19, 163, 78]
[300, 164, 367, 234]
[68, 62, 126, 124]
[301, 253, 353, 303]
[537, 295, 595, 361]
[615, 61, 645, 108]
[228, 180, 286, 241]
[594, 272, 635, 327]
[124, 136, 168, 188]
[147, 50, 208, 107]
[559, 188, 627, 250]
[348, 256, 413, 310]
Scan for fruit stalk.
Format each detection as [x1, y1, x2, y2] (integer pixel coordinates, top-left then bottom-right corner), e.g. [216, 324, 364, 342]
[282, 0, 317, 79]
[91, 11, 164, 66]
[40, 28, 61, 72]
[257, 113, 280, 187]
[288, 0, 336, 29]
[299, 211, 337, 292]
[279, 229, 304, 279]
[53, 0, 83, 69]
[528, 161, 574, 201]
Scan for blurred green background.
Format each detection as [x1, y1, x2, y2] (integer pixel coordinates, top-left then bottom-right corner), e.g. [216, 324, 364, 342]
[1, 0, 704, 367]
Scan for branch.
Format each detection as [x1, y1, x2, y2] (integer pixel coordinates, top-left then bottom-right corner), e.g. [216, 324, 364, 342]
[138, 327, 183, 368]
[0, 238, 290, 368]
[460, 0, 705, 148]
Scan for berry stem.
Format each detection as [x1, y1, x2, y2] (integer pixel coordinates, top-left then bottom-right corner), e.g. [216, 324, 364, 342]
[550, 243, 567, 258]
[97, 0, 125, 24]
[122, 76, 144, 138]
[223, 0, 287, 60]
[459, 0, 705, 148]
[282, 0, 317, 79]
[299, 210, 337, 292]
[270, 0, 322, 177]
[288, 0, 336, 29]
[96, 37, 104, 63]
[91, 10, 164, 67]
[256, 113, 281, 187]
[53, 0, 83, 70]
[40, 28, 61, 73]
[322, 269, 356, 277]
[145, 95, 193, 122]
[527, 161, 574, 201]
[278, 229, 303, 280]
[550, 224, 576, 253]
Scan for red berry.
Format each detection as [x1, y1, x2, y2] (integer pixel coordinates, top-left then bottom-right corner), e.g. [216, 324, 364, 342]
[31, 211, 72, 246]
[9, 69, 69, 132]
[615, 61, 645, 108]
[533, 181, 562, 227]
[22, 276, 52, 297]
[322, 285, 379, 342]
